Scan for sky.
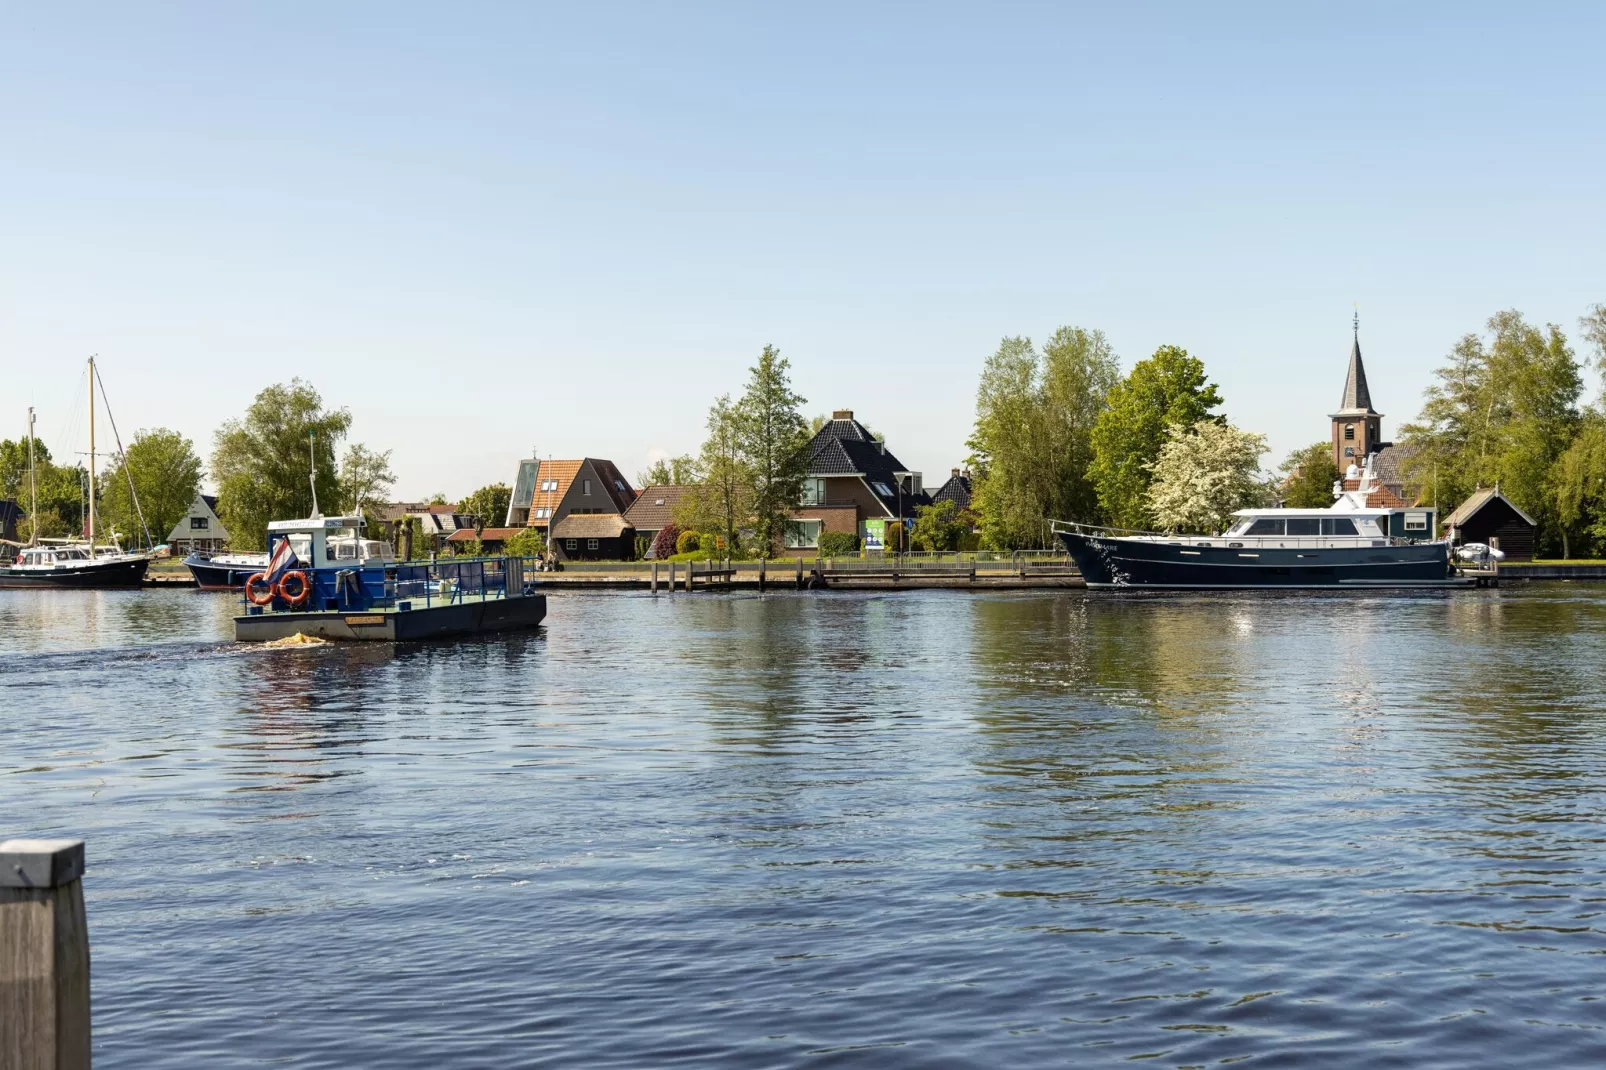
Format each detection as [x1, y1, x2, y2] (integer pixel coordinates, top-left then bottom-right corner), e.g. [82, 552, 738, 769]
[3, 3, 1603, 500]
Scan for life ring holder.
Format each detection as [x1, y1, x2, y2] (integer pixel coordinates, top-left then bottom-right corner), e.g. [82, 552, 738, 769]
[244, 572, 276, 606]
[276, 570, 311, 608]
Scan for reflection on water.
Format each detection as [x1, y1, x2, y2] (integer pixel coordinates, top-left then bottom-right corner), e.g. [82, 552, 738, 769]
[4, 586, 1606, 1068]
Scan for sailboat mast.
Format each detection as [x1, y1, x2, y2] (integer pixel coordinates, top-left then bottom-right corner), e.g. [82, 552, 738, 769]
[26, 407, 37, 547]
[87, 356, 96, 554]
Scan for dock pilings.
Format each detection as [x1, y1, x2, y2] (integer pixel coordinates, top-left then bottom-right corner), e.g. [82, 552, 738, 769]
[1, 838, 90, 1070]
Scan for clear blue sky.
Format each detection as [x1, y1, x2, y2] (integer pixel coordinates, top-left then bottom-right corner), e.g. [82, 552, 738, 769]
[3, 3, 1603, 500]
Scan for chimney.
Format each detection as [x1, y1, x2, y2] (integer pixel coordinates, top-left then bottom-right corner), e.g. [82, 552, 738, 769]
[951, 467, 960, 477]
[832, 409, 853, 421]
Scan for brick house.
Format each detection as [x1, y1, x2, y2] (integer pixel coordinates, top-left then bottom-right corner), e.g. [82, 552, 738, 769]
[786, 410, 930, 554]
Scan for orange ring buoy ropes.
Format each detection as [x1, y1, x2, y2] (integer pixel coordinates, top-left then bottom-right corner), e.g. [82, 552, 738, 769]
[244, 572, 276, 606]
[275, 570, 311, 608]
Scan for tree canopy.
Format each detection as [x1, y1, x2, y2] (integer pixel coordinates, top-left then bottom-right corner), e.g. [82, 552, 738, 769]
[736, 345, 810, 558]
[100, 428, 202, 546]
[1090, 346, 1222, 530]
[459, 483, 512, 527]
[1279, 442, 1340, 509]
[638, 455, 697, 487]
[211, 381, 353, 550]
[338, 444, 395, 514]
[680, 394, 750, 555]
[1146, 420, 1268, 535]
[968, 328, 1119, 548]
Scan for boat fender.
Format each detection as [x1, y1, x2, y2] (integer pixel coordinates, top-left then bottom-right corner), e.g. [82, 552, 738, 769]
[245, 572, 276, 606]
[276, 570, 312, 608]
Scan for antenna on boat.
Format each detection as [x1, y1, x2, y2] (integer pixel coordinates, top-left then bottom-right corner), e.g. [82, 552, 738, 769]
[308, 428, 321, 518]
[26, 406, 38, 547]
[87, 355, 96, 556]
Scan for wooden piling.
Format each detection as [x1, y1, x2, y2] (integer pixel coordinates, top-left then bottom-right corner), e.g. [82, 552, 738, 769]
[758, 559, 766, 592]
[796, 557, 804, 590]
[1, 838, 90, 1070]
[651, 561, 659, 593]
[668, 561, 676, 592]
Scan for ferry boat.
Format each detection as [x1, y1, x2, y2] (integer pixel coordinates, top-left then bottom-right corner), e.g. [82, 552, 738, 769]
[234, 514, 546, 642]
[1055, 456, 1470, 590]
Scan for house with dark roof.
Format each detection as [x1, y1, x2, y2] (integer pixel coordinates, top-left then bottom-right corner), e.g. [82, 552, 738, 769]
[930, 469, 973, 511]
[166, 493, 230, 552]
[0, 498, 23, 543]
[623, 485, 691, 556]
[1443, 488, 1537, 561]
[788, 410, 929, 553]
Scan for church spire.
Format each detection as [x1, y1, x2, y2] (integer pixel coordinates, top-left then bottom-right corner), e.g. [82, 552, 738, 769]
[1338, 310, 1376, 414]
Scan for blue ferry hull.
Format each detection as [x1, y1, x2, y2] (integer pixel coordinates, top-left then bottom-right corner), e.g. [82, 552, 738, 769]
[1058, 531, 1464, 589]
[235, 593, 546, 642]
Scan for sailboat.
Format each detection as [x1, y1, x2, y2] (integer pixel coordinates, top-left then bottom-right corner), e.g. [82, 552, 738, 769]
[0, 357, 154, 589]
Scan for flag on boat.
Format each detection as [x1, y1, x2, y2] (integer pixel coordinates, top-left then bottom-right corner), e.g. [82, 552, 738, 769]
[265, 537, 299, 582]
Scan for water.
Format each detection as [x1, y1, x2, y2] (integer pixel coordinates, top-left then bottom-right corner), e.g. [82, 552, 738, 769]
[4, 586, 1606, 1068]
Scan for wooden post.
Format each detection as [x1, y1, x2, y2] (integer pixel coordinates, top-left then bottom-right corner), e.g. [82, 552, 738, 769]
[758, 558, 766, 592]
[1, 838, 90, 1070]
[686, 560, 694, 592]
[796, 556, 803, 590]
[667, 561, 676, 592]
[651, 561, 659, 593]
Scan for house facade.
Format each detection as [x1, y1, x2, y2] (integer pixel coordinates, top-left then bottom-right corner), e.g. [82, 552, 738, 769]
[166, 494, 230, 552]
[509, 458, 637, 560]
[623, 485, 690, 556]
[786, 410, 929, 553]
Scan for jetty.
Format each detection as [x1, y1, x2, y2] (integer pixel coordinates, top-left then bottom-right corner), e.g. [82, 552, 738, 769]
[529, 553, 1085, 591]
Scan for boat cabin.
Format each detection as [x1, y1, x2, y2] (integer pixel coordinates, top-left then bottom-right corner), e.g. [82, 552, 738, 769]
[265, 516, 394, 570]
[14, 546, 96, 567]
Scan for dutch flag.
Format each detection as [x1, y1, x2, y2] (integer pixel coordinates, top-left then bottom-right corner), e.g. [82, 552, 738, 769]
[265, 537, 299, 583]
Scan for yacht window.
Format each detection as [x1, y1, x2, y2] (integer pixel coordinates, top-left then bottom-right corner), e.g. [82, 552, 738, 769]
[1321, 518, 1358, 536]
[1245, 518, 1285, 536]
[335, 542, 357, 559]
[1286, 518, 1321, 536]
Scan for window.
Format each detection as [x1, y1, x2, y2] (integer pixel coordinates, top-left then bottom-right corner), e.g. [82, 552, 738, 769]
[1344, 446, 1355, 457]
[190, 517, 208, 529]
[583, 480, 592, 496]
[1286, 518, 1321, 536]
[1245, 518, 1285, 536]
[565, 539, 577, 550]
[1404, 512, 1429, 531]
[1344, 424, 1355, 441]
[871, 481, 894, 497]
[613, 479, 626, 492]
[1321, 517, 1359, 536]
[538, 479, 558, 492]
[786, 520, 822, 548]
[534, 508, 550, 519]
[801, 478, 826, 505]
[587, 539, 599, 550]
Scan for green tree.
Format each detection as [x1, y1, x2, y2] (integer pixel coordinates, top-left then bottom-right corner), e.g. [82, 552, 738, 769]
[504, 527, 546, 557]
[1147, 420, 1269, 535]
[1581, 303, 1606, 384]
[967, 327, 1119, 548]
[211, 380, 352, 550]
[0, 436, 51, 505]
[339, 444, 395, 514]
[99, 428, 203, 546]
[1554, 414, 1606, 558]
[910, 499, 967, 551]
[1400, 310, 1581, 555]
[460, 482, 512, 527]
[682, 394, 751, 556]
[637, 455, 697, 486]
[1279, 442, 1340, 508]
[736, 345, 809, 558]
[1089, 345, 1223, 530]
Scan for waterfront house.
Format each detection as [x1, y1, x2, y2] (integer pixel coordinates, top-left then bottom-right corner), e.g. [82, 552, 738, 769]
[1442, 488, 1537, 561]
[787, 410, 929, 553]
[0, 498, 22, 543]
[166, 494, 230, 553]
[623, 485, 690, 556]
[509, 458, 637, 560]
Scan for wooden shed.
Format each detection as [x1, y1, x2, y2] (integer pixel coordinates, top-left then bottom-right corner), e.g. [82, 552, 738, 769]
[1442, 487, 1537, 561]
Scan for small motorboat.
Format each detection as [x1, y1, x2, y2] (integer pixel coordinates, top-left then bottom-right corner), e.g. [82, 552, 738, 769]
[183, 550, 270, 590]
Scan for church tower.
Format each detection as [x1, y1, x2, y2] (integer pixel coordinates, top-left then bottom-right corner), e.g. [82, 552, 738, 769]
[1331, 315, 1382, 473]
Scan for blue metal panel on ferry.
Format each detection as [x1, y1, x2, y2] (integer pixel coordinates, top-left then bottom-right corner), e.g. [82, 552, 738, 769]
[1058, 531, 1456, 588]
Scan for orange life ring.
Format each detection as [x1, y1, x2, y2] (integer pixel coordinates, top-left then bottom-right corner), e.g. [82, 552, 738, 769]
[245, 572, 276, 605]
[276, 570, 311, 607]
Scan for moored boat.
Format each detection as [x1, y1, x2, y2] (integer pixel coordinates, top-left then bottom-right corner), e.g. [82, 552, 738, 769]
[183, 550, 269, 590]
[1055, 456, 1471, 590]
[0, 543, 151, 589]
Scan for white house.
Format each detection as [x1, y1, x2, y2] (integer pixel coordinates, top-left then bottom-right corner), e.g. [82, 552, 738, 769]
[167, 494, 230, 552]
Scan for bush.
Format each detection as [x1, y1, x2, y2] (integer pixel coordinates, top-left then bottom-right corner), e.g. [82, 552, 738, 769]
[698, 532, 719, 555]
[504, 528, 546, 557]
[817, 531, 859, 557]
[956, 530, 981, 552]
[649, 524, 680, 559]
[676, 530, 701, 555]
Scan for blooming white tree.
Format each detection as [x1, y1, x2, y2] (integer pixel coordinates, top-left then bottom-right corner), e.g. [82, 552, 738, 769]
[1146, 419, 1270, 534]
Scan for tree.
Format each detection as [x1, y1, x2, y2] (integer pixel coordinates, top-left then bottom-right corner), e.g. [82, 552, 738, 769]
[1399, 310, 1581, 555]
[910, 499, 967, 551]
[1279, 442, 1340, 508]
[1554, 414, 1606, 558]
[0, 436, 51, 505]
[211, 380, 352, 550]
[504, 527, 546, 557]
[98, 429, 202, 545]
[967, 327, 1119, 548]
[682, 394, 751, 556]
[1581, 303, 1606, 384]
[736, 345, 810, 558]
[459, 483, 512, 527]
[1089, 346, 1223, 530]
[637, 455, 697, 487]
[339, 444, 395, 514]
[1146, 420, 1269, 535]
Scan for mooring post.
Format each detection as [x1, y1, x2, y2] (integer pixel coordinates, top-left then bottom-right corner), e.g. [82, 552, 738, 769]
[758, 558, 766, 592]
[1, 838, 90, 1070]
[796, 556, 804, 590]
[667, 561, 676, 592]
[686, 560, 695, 592]
[651, 561, 659, 593]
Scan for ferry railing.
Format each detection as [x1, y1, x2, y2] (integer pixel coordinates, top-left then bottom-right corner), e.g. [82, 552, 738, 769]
[243, 556, 523, 614]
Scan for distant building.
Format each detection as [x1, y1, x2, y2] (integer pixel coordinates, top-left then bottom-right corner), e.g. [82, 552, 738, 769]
[0, 498, 22, 543]
[788, 410, 929, 553]
[166, 494, 230, 553]
[930, 468, 973, 511]
[1443, 488, 1537, 561]
[507, 458, 637, 560]
[444, 527, 523, 555]
[623, 485, 691, 555]
[1329, 325, 1413, 508]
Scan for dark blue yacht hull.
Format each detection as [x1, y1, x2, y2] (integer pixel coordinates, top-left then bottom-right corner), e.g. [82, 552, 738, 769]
[1058, 531, 1465, 589]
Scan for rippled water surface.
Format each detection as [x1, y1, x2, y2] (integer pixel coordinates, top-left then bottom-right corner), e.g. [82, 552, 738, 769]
[5, 586, 1606, 1067]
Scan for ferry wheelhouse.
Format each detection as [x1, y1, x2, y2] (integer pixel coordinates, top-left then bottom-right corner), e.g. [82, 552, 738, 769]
[234, 515, 546, 642]
[1054, 458, 1468, 590]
